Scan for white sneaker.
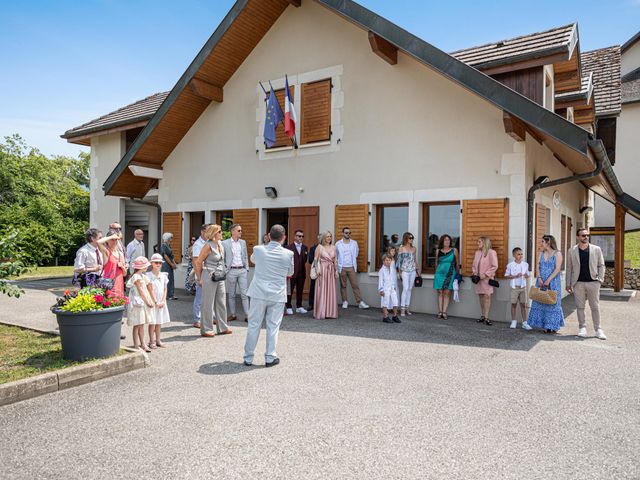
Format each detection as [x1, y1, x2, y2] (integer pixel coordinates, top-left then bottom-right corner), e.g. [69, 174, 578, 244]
[510, 320, 517, 329]
[521, 322, 532, 331]
[296, 307, 307, 314]
[577, 327, 587, 338]
[358, 301, 370, 309]
[286, 308, 294, 315]
[342, 301, 349, 309]
[596, 329, 607, 340]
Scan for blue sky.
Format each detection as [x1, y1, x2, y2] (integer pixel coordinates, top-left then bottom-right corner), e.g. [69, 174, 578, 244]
[1, 0, 638, 158]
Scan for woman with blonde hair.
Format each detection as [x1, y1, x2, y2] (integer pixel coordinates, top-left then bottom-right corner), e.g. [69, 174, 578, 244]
[313, 230, 338, 319]
[472, 236, 498, 325]
[194, 224, 231, 337]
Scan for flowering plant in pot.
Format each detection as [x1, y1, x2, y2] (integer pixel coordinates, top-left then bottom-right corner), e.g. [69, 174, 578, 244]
[51, 287, 129, 361]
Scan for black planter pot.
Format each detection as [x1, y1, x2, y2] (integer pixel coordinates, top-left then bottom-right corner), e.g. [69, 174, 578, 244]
[52, 306, 124, 361]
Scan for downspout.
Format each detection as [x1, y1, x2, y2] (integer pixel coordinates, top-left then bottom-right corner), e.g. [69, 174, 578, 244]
[526, 139, 605, 267]
[128, 198, 162, 256]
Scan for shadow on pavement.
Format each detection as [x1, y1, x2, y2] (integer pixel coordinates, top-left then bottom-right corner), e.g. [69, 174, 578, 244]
[198, 360, 257, 375]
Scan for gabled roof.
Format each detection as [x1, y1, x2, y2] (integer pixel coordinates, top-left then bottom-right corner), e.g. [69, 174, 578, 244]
[450, 23, 577, 71]
[555, 72, 593, 103]
[580, 46, 621, 116]
[621, 31, 640, 53]
[62, 92, 169, 144]
[622, 67, 640, 104]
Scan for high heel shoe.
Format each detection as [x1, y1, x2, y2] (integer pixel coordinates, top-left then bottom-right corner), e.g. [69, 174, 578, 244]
[437, 312, 443, 318]
[442, 313, 448, 320]
[485, 319, 493, 326]
[477, 316, 485, 323]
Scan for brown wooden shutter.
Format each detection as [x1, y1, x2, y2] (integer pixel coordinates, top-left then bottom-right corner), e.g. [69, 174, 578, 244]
[334, 204, 369, 272]
[561, 214, 567, 270]
[461, 199, 509, 276]
[269, 86, 294, 149]
[301, 79, 331, 145]
[232, 208, 259, 266]
[162, 212, 183, 263]
[535, 203, 547, 268]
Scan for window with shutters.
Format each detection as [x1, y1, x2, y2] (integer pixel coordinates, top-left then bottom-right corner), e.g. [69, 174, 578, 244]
[162, 212, 183, 264]
[460, 199, 509, 276]
[422, 202, 461, 273]
[334, 204, 369, 273]
[300, 78, 331, 145]
[267, 86, 295, 149]
[375, 204, 409, 269]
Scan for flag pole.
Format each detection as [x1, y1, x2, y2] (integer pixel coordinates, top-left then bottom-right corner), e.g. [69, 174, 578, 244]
[258, 81, 268, 101]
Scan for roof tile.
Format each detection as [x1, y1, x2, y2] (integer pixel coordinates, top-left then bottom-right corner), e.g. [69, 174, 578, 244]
[580, 47, 621, 116]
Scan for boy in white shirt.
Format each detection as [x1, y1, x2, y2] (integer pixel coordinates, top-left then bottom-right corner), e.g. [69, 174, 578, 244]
[504, 247, 532, 330]
[378, 254, 400, 324]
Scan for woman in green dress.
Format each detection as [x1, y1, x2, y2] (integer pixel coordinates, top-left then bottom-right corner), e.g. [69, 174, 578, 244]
[433, 234, 459, 319]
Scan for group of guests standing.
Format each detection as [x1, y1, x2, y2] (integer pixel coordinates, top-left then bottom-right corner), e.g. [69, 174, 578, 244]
[73, 223, 172, 350]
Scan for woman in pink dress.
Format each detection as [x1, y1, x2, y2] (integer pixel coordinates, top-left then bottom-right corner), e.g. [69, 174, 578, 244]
[313, 230, 338, 319]
[472, 236, 498, 326]
[100, 230, 127, 297]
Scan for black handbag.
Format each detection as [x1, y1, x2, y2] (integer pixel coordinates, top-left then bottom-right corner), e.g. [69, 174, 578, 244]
[488, 278, 500, 288]
[414, 276, 423, 287]
[471, 275, 480, 284]
[210, 259, 228, 282]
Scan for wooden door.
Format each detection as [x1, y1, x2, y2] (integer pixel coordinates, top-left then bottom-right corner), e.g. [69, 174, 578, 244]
[288, 206, 319, 296]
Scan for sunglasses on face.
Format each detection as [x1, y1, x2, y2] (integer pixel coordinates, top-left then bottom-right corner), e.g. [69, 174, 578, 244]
[296, 234, 304, 238]
[344, 232, 351, 235]
[152, 261, 163, 265]
[409, 236, 414, 240]
[580, 234, 589, 238]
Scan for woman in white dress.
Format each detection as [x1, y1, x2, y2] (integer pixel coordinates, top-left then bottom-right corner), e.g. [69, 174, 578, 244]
[147, 253, 170, 348]
[126, 256, 155, 352]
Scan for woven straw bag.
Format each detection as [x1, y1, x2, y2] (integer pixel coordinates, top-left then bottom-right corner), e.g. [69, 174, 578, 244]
[529, 286, 557, 305]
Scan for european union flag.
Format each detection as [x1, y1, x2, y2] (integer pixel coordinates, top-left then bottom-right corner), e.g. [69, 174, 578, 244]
[264, 86, 284, 148]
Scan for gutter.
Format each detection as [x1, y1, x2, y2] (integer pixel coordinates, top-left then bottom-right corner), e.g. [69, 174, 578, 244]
[128, 198, 162, 253]
[526, 139, 605, 267]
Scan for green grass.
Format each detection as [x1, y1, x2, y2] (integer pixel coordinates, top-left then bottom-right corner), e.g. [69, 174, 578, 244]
[626, 232, 640, 268]
[13, 265, 74, 281]
[0, 324, 123, 384]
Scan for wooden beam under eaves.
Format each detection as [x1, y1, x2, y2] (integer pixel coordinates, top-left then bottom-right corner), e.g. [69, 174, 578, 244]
[288, 0, 301, 6]
[368, 31, 397, 65]
[503, 112, 526, 141]
[188, 78, 223, 102]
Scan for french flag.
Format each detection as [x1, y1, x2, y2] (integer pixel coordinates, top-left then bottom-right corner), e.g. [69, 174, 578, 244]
[284, 75, 297, 140]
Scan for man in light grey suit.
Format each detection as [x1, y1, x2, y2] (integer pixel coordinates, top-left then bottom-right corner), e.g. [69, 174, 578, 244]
[566, 228, 606, 339]
[243, 224, 294, 367]
[222, 224, 250, 322]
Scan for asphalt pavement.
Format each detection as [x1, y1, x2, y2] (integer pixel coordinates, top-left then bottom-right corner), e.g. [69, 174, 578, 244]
[0, 280, 639, 479]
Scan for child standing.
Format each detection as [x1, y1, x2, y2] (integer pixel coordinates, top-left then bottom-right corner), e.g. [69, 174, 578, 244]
[147, 253, 170, 348]
[504, 247, 532, 330]
[126, 256, 155, 351]
[378, 254, 400, 324]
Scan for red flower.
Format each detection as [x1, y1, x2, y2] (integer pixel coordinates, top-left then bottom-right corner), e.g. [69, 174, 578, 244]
[64, 289, 71, 296]
[104, 301, 111, 307]
[94, 294, 104, 303]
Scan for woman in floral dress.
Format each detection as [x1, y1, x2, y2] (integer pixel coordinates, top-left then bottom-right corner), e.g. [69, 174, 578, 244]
[528, 235, 564, 333]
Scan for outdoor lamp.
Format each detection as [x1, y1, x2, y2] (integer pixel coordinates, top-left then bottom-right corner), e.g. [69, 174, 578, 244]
[580, 206, 593, 213]
[265, 186, 278, 199]
[534, 175, 550, 185]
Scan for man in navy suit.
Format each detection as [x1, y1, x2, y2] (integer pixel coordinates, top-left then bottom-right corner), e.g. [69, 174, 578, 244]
[285, 229, 308, 314]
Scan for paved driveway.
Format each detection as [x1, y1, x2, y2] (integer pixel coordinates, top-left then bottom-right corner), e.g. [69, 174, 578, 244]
[1, 282, 639, 479]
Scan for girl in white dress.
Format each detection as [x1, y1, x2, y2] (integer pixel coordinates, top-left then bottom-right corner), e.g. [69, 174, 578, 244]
[378, 254, 400, 324]
[126, 256, 155, 352]
[147, 253, 170, 348]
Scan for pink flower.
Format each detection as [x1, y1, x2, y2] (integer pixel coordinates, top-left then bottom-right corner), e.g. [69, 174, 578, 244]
[104, 301, 111, 307]
[94, 294, 104, 303]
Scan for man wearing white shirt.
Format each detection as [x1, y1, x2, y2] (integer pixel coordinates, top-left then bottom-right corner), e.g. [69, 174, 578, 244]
[126, 229, 145, 275]
[335, 227, 369, 309]
[243, 224, 294, 367]
[191, 224, 208, 329]
[222, 224, 250, 322]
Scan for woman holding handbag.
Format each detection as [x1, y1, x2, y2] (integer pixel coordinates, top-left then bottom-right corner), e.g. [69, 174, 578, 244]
[195, 224, 231, 337]
[528, 235, 564, 333]
[100, 229, 127, 297]
[313, 230, 338, 319]
[472, 236, 498, 325]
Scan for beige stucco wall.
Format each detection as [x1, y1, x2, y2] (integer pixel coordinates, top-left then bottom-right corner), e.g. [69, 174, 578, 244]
[90, 133, 125, 233]
[621, 41, 640, 76]
[594, 102, 640, 231]
[147, 0, 590, 320]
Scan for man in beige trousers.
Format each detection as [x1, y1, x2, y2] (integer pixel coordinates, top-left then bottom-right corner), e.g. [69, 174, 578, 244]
[566, 228, 606, 339]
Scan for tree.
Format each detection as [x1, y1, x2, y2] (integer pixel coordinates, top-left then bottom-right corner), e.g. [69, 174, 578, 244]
[0, 135, 90, 266]
[0, 229, 29, 297]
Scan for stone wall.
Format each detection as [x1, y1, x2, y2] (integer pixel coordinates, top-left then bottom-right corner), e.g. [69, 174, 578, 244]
[602, 267, 640, 290]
